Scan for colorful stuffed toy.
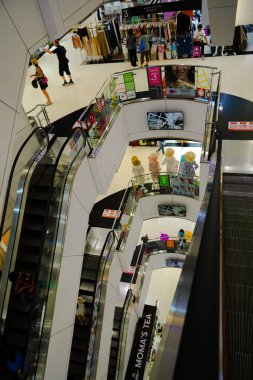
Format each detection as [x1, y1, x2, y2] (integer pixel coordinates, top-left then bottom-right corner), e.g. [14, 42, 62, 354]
[131, 155, 145, 186]
[148, 153, 160, 182]
[180, 151, 199, 178]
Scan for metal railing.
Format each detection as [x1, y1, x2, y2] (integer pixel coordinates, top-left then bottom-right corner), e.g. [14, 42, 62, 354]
[26, 104, 52, 131]
[74, 64, 220, 160]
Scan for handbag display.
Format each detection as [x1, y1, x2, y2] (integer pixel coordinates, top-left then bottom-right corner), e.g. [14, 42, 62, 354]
[31, 78, 38, 88]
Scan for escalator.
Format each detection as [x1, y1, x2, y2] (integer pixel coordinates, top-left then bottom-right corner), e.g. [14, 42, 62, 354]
[68, 231, 115, 380]
[107, 306, 124, 379]
[223, 174, 253, 380]
[0, 127, 88, 378]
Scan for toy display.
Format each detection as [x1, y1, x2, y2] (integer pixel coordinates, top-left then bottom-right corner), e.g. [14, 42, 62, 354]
[148, 153, 161, 182]
[131, 155, 145, 186]
[161, 148, 178, 174]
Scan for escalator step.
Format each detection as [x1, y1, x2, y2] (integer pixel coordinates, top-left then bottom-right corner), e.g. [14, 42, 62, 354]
[81, 269, 97, 281]
[36, 176, 53, 187]
[8, 314, 31, 331]
[79, 281, 95, 294]
[19, 252, 40, 265]
[82, 255, 100, 270]
[30, 190, 51, 201]
[23, 222, 44, 233]
[70, 350, 86, 364]
[109, 356, 117, 367]
[4, 330, 27, 349]
[72, 337, 89, 352]
[73, 325, 90, 340]
[68, 361, 85, 377]
[20, 237, 42, 248]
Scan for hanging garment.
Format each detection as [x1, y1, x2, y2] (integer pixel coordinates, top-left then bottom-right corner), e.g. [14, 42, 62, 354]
[176, 12, 191, 34]
[82, 36, 92, 57]
[106, 22, 118, 49]
[97, 30, 111, 57]
[91, 36, 101, 56]
[177, 32, 192, 57]
[77, 26, 89, 39]
[72, 34, 82, 49]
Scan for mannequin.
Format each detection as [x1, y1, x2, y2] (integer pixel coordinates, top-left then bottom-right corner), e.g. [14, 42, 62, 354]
[180, 151, 199, 179]
[213, 46, 225, 56]
[148, 153, 160, 182]
[131, 156, 145, 187]
[162, 148, 178, 174]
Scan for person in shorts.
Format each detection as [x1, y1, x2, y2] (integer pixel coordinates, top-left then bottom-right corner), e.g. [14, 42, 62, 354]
[44, 40, 74, 85]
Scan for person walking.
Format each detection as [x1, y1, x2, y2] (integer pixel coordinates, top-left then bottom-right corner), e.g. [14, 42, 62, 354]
[126, 29, 137, 67]
[139, 29, 150, 68]
[43, 40, 74, 85]
[30, 58, 52, 105]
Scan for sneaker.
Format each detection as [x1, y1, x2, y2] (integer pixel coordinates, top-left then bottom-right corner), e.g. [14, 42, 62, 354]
[69, 80, 74, 84]
[62, 81, 68, 86]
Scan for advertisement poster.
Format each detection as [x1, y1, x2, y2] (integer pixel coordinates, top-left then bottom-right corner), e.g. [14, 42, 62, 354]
[158, 205, 186, 217]
[123, 72, 137, 100]
[195, 87, 210, 102]
[165, 65, 195, 98]
[165, 259, 184, 269]
[125, 305, 157, 380]
[147, 112, 183, 130]
[228, 121, 253, 131]
[147, 66, 163, 99]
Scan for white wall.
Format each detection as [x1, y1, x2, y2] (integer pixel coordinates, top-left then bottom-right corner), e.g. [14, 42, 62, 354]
[236, 0, 253, 26]
[222, 140, 253, 174]
[207, 0, 238, 46]
[123, 99, 207, 143]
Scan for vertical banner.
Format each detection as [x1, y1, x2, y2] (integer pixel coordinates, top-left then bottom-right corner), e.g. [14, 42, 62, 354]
[123, 72, 137, 100]
[125, 305, 157, 380]
[147, 66, 163, 99]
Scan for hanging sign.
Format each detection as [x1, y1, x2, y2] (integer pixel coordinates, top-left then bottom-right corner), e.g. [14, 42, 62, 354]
[102, 209, 121, 218]
[228, 121, 253, 131]
[195, 87, 210, 101]
[123, 72, 137, 100]
[125, 305, 157, 380]
[122, 0, 202, 17]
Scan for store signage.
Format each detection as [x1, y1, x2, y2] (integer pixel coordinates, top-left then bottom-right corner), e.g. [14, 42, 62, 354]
[165, 65, 196, 98]
[122, 0, 202, 17]
[228, 121, 253, 131]
[125, 305, 157, 380]
[147, 66, 163, 99]
[147, 66, 161, 86]
[196, 87, 210, 100]
[102, 209, 121, 218]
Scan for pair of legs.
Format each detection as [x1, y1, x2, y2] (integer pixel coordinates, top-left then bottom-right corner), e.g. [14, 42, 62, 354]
[59, 62, 73, 84]
[140, 51, 149, 67]
[128, 49, 137, 66]
[194, 41, 205, 56]
[40, 83, 52, 105]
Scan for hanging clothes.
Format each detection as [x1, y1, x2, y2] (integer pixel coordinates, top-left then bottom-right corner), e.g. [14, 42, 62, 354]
[97, 30, 111, 57]
[72, 34, 82, 49]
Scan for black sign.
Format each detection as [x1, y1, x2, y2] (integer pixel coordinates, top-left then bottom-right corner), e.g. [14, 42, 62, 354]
[122, 0, 202, 17]
[125, 305, 157, 380]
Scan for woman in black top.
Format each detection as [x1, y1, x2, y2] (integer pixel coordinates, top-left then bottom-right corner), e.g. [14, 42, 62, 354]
[43, 40, 74, 85]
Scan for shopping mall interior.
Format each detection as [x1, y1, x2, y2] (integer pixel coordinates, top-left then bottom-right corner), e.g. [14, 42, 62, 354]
[0, 1, 253, 380]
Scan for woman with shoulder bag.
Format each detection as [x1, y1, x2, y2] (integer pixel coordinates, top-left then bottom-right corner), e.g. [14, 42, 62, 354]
[30, 58, 52, 105]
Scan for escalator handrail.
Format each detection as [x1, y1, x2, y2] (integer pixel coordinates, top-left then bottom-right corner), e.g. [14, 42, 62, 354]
[0, 127, 49, 240]
[116, 288, 133, 380]
[84, 229, 116, 379]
